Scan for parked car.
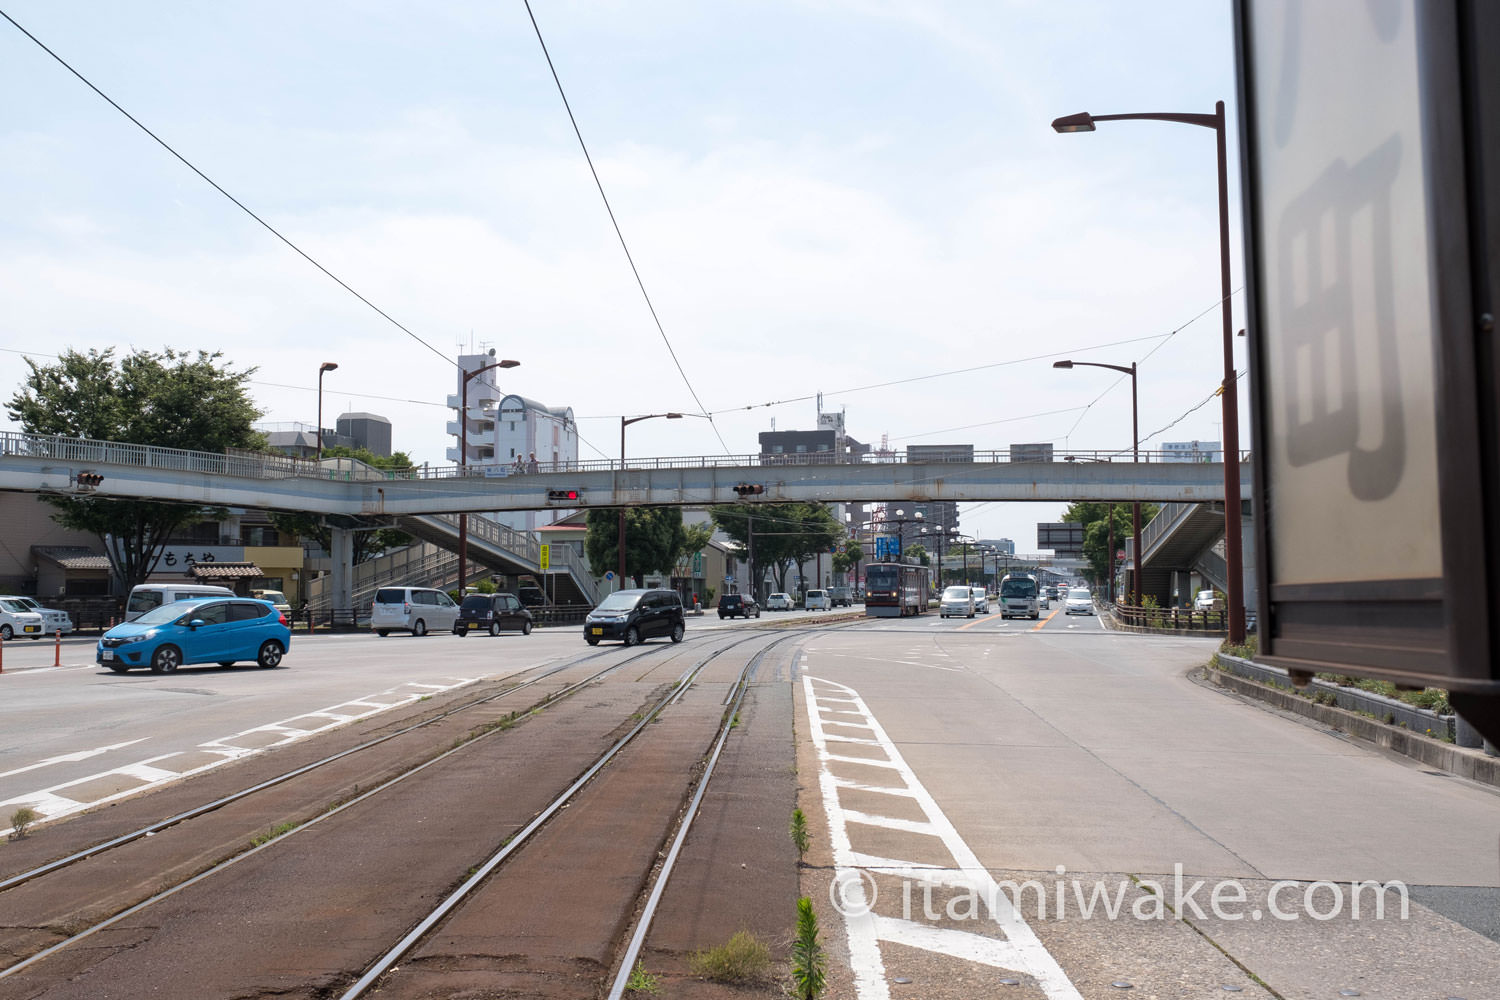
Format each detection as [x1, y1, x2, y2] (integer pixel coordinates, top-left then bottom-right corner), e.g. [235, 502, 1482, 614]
[718, 593, 761, 619]
[251, 589, 293, 615]
[0, 599, 47, 641]
[765, 593, 793, 611]
[370, 586, 461, 637]
[456, 592, 534, 636]
[804, 589, 831, 611]
[828, 586, 853, 607]
[1065, 588, 1095, 615]
[97, 597, 290, 673]
[970, 587, 989, 614]
[584, 589, 684, 646]
[1195, 589, 1221, 611]
[517, 586, 549, 608]
[0, 595, 73, 635]
[940, 586, 975, 619]
[125, 583, 235, 622]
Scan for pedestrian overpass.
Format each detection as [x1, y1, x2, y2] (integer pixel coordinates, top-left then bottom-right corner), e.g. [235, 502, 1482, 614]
[0, 430, 1250, 610]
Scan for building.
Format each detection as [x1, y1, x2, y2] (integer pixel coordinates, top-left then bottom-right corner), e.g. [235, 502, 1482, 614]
[1162, 440, 1222, 462]
[446, 352, 577, 533]
[1010, 442, 1055, 463]
[261, 412, 392, 460]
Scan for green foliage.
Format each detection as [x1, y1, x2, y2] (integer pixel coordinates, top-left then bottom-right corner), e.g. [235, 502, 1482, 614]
[689, 930, 772, 983]
[831, 538, 863, 577]
[789, 808, 810, 860]
[8, 806, 39, 841]
[791, 897, 826, 1000]
[711, 503, 842, 593]
[585, 507, 700, 587]
[6, 348, 264, 588]
[625, 961, 659, 994]
[1060, 501, 1161, 587]
[906, 543, 929, 567]
[267, 510, 412, 565]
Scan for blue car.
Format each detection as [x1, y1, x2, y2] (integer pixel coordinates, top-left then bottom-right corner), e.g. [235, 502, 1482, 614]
[98, 597, 291, 674]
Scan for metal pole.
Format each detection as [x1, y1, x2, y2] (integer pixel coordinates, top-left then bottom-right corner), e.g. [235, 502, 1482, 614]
[1132, 362, 1142, 611]
[1215, 100, 1246, 645]
[618, 418, 627, 588]
[1107, 502, 1115, 604]
[459, 370, 470, 592]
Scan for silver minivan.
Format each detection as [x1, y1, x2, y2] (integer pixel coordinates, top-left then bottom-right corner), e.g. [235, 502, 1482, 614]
[126, 583, 236, 621]
[371, 586, 460, 637]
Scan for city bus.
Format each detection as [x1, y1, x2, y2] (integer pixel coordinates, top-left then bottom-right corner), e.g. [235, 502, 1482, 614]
[999, 573, 1041, 619]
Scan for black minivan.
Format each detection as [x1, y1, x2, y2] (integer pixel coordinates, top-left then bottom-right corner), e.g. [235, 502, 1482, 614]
[456, 592, 535, 636]
[583, 589, 685, 646]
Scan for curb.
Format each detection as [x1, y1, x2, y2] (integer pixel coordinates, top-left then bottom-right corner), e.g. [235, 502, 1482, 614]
[1201, 662, 1500, 789]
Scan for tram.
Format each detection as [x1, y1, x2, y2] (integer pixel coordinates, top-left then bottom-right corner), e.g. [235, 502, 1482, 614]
[863, 562, 930, 617]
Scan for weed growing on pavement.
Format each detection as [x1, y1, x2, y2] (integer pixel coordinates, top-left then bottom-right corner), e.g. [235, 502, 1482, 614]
[730, 711, 741, 728]
[790, 897, 825, 999]
[625, 961, 659, 994]
[250, 821, 299, 847]
[1219, 635, 1259, 659]
[789, 808, 810, 860]
[688, 930, 772, 983]
[8, 806, 39, 840]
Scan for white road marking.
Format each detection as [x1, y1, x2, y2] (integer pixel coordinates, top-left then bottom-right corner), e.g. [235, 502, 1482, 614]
[0, 739, 148, 780]
[0, 675, 480, 833]
[805, 675, 1081, 1000]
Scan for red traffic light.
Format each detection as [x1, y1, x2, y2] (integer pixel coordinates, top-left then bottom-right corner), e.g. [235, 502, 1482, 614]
[546, 489, 579, 502]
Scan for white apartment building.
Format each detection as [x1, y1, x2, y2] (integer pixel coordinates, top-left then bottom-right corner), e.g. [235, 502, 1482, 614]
[445, 352, 578, 532]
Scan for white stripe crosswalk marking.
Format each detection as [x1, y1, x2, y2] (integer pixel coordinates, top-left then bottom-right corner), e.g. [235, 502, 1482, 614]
[805, 675, 1081, 1000]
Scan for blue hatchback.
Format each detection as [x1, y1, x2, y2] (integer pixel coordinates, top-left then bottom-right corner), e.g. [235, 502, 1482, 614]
[97, 597, 292, 674]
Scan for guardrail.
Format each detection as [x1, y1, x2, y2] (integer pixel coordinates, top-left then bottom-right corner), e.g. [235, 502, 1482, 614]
[0, 431, 1252, 484]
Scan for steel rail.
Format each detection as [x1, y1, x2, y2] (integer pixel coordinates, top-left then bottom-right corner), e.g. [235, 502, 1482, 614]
[336, 629, 789, 999]
[0, 631, 756, 983]
[605, 631, 790, 999]
[0, 636, 701, 897]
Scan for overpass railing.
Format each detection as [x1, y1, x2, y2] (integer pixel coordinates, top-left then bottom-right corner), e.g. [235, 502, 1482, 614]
[0, 431, 1249, 483]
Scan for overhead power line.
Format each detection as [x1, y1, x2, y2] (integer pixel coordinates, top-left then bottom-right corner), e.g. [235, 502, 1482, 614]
[522, 1, 729, 456]
[0, 8, 461, 373]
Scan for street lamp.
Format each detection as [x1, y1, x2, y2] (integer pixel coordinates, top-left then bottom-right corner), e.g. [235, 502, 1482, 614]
[618, 413, 683, 588]
[316, 362, 338, 461]
[1051, 101, 1245, 643]
[1054, 359, 1140, 610]
[458, 356, 521, 592]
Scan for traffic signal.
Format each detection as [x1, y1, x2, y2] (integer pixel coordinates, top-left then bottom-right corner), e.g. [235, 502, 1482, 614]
[733, 483, 764, 497]
[546, 489, 579, 502]
[75, 471, 104, 488]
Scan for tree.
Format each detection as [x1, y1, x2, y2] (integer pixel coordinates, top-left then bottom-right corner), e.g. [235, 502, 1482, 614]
[583, 507, 709, 588]
[831, 538, 863, 582]
[711, 503, 841, 594]
[907, 543, 929, 567]
[1060, 501, 1161, 588]
[267, 446, 415, 564]
[6, 348, 263, 590]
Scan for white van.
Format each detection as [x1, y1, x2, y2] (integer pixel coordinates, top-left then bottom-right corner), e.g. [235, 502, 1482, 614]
[370, 586, 460, 637]
[126, 583, 235, 621]
[803, 589, 831, 611]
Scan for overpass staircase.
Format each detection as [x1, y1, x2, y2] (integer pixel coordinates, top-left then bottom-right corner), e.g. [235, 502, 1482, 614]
[1136, 501, 1230, 604]
[305, 510, 600, 612]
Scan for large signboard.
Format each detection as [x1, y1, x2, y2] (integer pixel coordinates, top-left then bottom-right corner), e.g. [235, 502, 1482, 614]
[1236, 1, 1499, 708]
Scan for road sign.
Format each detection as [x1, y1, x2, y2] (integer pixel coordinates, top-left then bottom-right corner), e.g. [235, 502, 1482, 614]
[539, 544, 550, 571]
[604, 570, 614, 581]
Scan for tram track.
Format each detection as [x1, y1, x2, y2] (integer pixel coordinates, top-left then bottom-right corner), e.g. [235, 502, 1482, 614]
[0, 626, 820, 998]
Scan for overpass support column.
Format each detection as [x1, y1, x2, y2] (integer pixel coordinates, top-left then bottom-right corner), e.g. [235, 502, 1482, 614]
[330, 526, 354, 620]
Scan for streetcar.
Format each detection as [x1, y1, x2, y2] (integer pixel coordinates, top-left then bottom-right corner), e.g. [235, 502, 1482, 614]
[863, 562, 930, 617]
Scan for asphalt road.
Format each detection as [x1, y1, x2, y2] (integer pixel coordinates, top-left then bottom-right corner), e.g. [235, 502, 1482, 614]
[796, 612, 1500, 999]
[6, 608, 1497, 999]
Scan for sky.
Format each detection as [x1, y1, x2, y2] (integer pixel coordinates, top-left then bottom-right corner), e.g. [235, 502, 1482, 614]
[0, 0, 1247, 552]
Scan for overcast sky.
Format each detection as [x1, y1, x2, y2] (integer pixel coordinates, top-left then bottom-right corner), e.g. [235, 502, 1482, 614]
[0, 0, 1246, 551]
